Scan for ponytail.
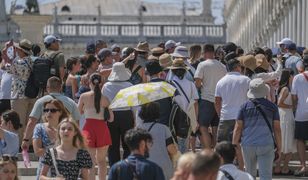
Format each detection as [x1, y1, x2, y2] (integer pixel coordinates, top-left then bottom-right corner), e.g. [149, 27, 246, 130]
[90, 73, 102, 113]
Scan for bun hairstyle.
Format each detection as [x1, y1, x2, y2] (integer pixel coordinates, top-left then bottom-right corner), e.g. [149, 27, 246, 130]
[90, 73, 102, 113]
[1, 110, 22, 131]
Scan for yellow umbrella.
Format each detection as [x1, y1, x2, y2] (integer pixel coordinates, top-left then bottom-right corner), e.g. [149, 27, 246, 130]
[110, 82, 176, 109]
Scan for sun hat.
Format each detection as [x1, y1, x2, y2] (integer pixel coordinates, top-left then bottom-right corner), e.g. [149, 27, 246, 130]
[171, 46, 189, 58]
[134, 41, 150, 52]
[146, 61, 163, 76]
[276, 38, 293, 45]
[148, 55, 159, 61]
[168, 58, 189, 70]
[151, 47, 164, 57]
[44, 35, 62, 45]
[14, 39, 32, 55]
[238, 55, 257, 71]
[159, 53, 173, 69]
[255, 54, 270, 70]
[165, 40, 181, 50]
[247, 78, 269, 99]
[108, 62, 132, 81]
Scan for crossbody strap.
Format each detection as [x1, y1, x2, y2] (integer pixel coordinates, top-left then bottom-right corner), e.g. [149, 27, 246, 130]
[172, 80, 190, 103]
[302, 72, 308, 81]
[49, 148, 61, 177]
[131, 65, 142, 76]
[219, 169, 235, 180]
[250, 100, 277, 148]
[147, 122, 156, 132]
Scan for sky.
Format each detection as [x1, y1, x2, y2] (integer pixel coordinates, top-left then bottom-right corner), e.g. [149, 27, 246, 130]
[4, 0, 224, 24]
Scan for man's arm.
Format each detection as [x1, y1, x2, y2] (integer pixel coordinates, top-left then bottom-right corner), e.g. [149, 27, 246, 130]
[292, 94, 298, 111]
[273, 120, 282, 162]
[21, 117, 38, 150]
[195, 78, 202, 89]
[214, 96, 222, 117]
[232, 120, 244, 170]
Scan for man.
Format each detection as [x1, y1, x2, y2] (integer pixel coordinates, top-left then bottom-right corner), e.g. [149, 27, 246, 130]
[284, 43, 302, 75]
[291, 56, 308, 176]
[215, 141, 254, 180]
[165, 40, 180, 54]
[108, 128, 165, 180]
[43, 35, 65, 81]
[95, 40, 108, 55]
[195, 44, 227, 149]
[145, 61, 172, 126]
[21, 76, 81, 150]
[188, 150, 220, 180]
[276, 37, 293, 55]
[233, 78, 281, 179]
[215, 59, 250, 142]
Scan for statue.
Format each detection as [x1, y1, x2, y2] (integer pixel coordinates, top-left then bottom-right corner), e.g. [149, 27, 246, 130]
[24, 0, 39, 14]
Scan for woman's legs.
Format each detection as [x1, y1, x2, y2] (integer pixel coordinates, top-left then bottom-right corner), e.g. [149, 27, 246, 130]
[96, 146, 109, 180]
[88, 148, 97, 180]
[282, 153, 292, 173]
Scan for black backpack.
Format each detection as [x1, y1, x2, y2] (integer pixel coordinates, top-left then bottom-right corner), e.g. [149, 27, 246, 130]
[24, 53, 60, 98]
[169, 80, 191, 139]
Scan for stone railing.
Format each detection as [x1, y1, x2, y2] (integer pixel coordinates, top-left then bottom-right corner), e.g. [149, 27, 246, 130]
[44, 23, 226, 44]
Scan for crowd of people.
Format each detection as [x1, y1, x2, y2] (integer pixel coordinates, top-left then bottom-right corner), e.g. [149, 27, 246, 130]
[0, 35, 307, 180]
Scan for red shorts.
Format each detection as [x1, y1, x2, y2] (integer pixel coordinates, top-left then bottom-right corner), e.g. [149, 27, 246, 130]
[82, 118, 112, 148]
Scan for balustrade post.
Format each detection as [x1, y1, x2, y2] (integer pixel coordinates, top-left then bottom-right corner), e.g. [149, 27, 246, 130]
[118, 25, 122, 36]
[160, 25, 164, 37]
[76, 24, 79, 36]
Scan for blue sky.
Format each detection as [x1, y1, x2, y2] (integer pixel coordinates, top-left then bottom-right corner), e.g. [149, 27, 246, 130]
[4, 0, 224, 24]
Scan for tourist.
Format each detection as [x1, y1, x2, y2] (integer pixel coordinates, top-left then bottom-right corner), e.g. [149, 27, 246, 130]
[78, 73, 113, 180]
[0, 155, 18, 180]
[0, 110, 21, 157]
[138, 102, 178, 179]
[233, 78, 281, 179]
[102, 62, 134, 166]
[40, 119, 92, 180]
[108, 128, 165, 180]
[64, 57, 81, 101]
[33, 99, 70, 180]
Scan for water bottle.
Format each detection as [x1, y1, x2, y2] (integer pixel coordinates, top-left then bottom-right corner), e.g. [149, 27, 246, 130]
[22, 149, 31, 168]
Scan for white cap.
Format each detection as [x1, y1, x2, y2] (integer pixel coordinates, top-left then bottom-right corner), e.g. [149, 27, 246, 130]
[276, 38, 293, 45]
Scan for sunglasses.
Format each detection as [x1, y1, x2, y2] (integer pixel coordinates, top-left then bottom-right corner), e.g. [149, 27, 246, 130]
[1, 155, 18, 162]
[43, 108, 60, 113]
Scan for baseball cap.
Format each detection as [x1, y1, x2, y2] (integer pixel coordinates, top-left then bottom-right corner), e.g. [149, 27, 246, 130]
[276, 38, 293, 45]
[86, 41, 96, 54]
[165, 40, 181, 50]
[44, 35, 62, 45]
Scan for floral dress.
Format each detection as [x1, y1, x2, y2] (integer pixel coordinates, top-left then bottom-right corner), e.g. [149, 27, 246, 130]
[5, 56, 32, 99]
[42, 148, 93, 180]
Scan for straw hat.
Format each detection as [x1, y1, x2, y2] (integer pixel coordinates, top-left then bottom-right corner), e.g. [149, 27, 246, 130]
[168, 58, 189, 70]
[134, 41, 150, 52]
[159, 53, 173, 69]
[255, 54, 270, 70]
[14, 39, 32, 55]
[108, 62, 132, 81]
[238, 55, 257, 71]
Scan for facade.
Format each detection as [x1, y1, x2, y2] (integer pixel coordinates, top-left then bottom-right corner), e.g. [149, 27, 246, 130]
[224, 0, 308, 50]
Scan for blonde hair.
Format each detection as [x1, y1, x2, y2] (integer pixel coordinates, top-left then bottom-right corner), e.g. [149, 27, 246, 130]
[189, 44, 202, 64]
[57, 118, 86, 149]
[0, 158, 18, 180]
[176, 152, 196, 170]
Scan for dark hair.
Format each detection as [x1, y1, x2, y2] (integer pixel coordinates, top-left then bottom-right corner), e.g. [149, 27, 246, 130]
[66, 57, 79, 71]
[263, 47, 273, 62]
[43, 99, 70, 123]
[124, 128, 153, 151]
[171, 69, 187, 80]
[254, 67, 268, 74]
[203, 44, 215, 53]
[85, 55, 98, 69]
[278, 68, 294, 95]
[126, 50, 138, 71]
[215, 141, 236, 164]
[237, 46, 244, 56]
[90, 73, 102, 113]
[77, 55, 88, 75]
[191, 150, 220, 177]
[31, 44, 41, 56]
[139, 102, 160, 122]
[254, 47, 265, 55]
[1, 110, 22, 130]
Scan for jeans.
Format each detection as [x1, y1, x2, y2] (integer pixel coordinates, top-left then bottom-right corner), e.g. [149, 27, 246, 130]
[177, 137, 188, 153]
[242, 145, 275, 180]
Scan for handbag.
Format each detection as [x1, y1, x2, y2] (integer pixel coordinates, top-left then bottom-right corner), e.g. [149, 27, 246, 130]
[251, 100, 279, 161]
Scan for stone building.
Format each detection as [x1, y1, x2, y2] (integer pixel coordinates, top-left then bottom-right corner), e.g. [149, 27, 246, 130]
[224, 0, 308, 50]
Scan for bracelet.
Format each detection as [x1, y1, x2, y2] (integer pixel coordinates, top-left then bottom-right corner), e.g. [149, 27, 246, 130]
[23, 139, 29, 142]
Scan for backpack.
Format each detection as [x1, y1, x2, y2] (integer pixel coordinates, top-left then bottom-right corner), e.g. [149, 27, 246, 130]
[169, 80, 191, 139]
[24, 53, 61, 98]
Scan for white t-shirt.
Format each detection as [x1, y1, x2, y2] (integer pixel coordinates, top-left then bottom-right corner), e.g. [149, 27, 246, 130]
[291, 71, 308, 122]
[0, 70, 12, 99]
[215, 72, 250, 120]
[217, 164, 254, 180]
[194, 59, 227, 102]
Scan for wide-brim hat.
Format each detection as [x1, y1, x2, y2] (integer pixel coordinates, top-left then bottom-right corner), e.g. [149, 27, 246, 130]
[171, 46, 189, 58]
[14, 39, 32, 55]
[108, 62, 132, 81]
[168, 58, 189, 70]
[255, 54, 270, 70]
[238, 55, 257, 72]
[247, 78, 269, 98]
[159, 53, 173, 69]
[134, 41, 150, 52]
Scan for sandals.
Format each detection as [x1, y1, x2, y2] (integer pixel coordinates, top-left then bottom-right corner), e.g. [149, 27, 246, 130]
[294, 169, 308, 177]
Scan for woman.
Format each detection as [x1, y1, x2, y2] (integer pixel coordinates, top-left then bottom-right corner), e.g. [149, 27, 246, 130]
[64, 57, 81, 101]
[233, 78, 282, 180]
[78, 73, 113, 180]
[0, 155, 18, 180]
[102, 62, 134, 166]
[3, 39, 36, 143]
[274, 69, 296, 175]
[0, 110, 22, 157]
[188, 44, 202, 69]
[33, 99, 70, 180]
[138, 102, 178, 180]
[40, 119, 92, 180]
